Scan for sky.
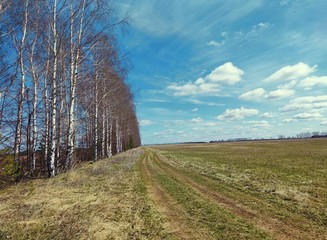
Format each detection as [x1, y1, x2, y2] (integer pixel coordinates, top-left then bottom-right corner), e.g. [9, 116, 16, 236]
[113, 0, 327, 145]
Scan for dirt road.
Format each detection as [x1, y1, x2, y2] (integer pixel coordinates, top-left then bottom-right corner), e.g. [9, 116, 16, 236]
[140, 148, 327, 240]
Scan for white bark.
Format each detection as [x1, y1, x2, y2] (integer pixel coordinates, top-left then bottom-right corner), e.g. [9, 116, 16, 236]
[13, 0, 29, 174]
[94, 70, 98, 161]
[49, 0, 58, 177]
[101, 113, 105, 157]
[66, 0, 86, 167]
[116, 119, 122, 154]
[29, 26, 38, 173]
[43, 38, 51, 173]
[107, 118, 112, 157]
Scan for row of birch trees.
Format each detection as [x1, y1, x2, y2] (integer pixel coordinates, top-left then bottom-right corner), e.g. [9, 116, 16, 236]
[0, 0, 141, 178]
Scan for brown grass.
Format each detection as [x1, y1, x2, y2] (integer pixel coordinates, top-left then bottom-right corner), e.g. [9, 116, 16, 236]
[0, 148, 169, 240]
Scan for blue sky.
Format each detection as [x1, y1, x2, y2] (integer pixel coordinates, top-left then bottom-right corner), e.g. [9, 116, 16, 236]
[114, 0, 327, 144]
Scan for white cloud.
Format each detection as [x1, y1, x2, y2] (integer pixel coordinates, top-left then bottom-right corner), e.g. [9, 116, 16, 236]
[206, 40, 225, 47]
[264, 62, 316, 82]
[216, 107, 259, 121]
[293, 112, 323, 120]
[167, 81, 220, 96]
[257, 22, 270, 29]
[266, 89, 295, 99]
[244, 120, 270, 128]
[299, 76, 327, 89]
[185, 99, 224, 106]
[166, 120, 186, 126]
[215, 22, 272, 45]
[191, 108, 198, 112]
[239, 88, 265, 101]
[283, 118, 294, 123]
[278, 80, 297, 90]
[195, 78, 205, 85]
[280, 95, 327, 112]
[191, 117, 203, 123]
[139, 119, 153, 126]
[167, 62, 244, 96]
[245, 22, 272, 38]
[260, 112, 275, 118]
[206, 62, 244, 84]
[202, 122, 216, 127]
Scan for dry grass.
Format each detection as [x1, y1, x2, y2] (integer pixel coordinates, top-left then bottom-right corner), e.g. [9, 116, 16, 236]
[0, 148, 169, 240]
[2, 139, 326, 239]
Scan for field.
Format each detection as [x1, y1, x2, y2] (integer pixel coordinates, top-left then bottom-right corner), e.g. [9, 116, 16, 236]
[0, 139, 327, 239]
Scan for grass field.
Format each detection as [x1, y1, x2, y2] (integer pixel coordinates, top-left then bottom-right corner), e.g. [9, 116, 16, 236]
[0, 139, 326, 239]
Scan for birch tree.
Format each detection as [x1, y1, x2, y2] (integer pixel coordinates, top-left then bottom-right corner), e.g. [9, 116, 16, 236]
[49, 0, 58, 177]
[0, 0, 141, 180]
[11, 0, 29, 177]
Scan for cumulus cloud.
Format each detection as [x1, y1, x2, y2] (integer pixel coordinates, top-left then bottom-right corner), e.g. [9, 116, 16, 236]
[216, 107, 259, 121]
[278, 80, 297, 90]
[293, 112, 323, 120]
[264, 62, 316, 82]
[239, 88, 265, 100]
[299, 76, 327, 89]
[167, 62, 244, 96]
[260, 112, 274, 118]
[167, 81, 220, 96]
[191, 117, 203, 123]
[257, 22, 270, 29]
[266, 89, 295, 99]
[290, 96, 327, 104]
[283, 118, 294, 123]
[280, 95, 327, 112]
[206, 62, 244, 84]
[139, 119, 153, 126]
[166, 120, 186, 125]
[244, 120, 270, 128]
[202, 122, 216, 127]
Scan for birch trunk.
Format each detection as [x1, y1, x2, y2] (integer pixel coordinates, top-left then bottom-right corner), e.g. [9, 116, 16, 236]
[66, 0, 86, 168]
[29, 30, 38, 174]
[49, 0, 58, 177]
[94, 70, 98, 161]
[116, 119, 121, 154]
[13, 0, 29, 176]
[107, 119, 112, 157]
[101, 113, 105, 157]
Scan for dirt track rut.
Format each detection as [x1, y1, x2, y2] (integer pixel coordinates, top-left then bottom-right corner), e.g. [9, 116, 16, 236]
[140, 148, 325, 240]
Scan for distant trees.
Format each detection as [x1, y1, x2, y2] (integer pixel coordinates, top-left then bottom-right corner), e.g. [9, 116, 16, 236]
[0, 0, 140, 179]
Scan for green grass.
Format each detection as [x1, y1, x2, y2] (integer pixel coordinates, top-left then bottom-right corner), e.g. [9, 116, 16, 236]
[155, 173, 270, 239]
[1, 139, 326, 239]
[152, 138, 327, 238]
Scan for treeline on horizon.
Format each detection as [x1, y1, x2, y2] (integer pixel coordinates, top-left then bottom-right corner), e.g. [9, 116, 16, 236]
[0, 0, 141, 181]
[151, 131, 327, 145]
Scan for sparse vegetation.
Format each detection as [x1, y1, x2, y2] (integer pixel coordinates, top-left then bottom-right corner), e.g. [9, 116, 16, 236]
[150, 138, 327, 239]
[0, 148, 169, 240]
[1, 139, 326, 239]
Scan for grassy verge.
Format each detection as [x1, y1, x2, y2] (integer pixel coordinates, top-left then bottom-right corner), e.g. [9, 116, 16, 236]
[0, 148, 168, 240]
